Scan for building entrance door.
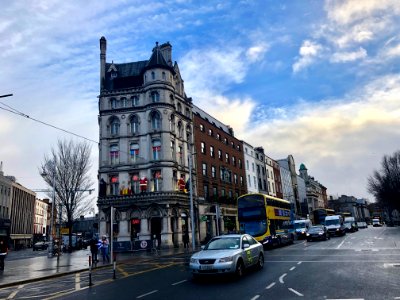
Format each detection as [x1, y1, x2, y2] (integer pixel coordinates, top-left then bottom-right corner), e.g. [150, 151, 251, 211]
[151, 217, 162, 248]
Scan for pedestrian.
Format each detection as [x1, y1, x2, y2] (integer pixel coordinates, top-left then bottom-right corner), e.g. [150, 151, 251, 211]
[0, 238, 8, 271]
[100, 236, 110, 263]
[89, 237, 98, 263]
[183, 233, 189, 249]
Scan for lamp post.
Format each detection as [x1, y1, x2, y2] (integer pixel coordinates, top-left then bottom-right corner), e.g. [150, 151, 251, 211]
[188, 152, 196, 250]
[41, 164, 56, 258]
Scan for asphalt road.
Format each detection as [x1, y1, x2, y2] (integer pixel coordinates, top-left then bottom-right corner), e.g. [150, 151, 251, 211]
[1, 226, 399, 300]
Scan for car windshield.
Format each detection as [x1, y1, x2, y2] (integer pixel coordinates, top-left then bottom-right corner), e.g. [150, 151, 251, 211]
[204, 237, 241, 250]
[294, 222, 306, 230]
[308, 226, 323, 233]
[325, 219, 339, 226]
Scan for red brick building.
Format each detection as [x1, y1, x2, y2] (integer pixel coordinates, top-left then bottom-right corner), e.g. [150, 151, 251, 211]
[192, 106, 247, 241]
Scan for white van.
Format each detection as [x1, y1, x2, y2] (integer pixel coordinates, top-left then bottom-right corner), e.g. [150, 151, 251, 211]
[293, 219, 312, 239]
[325, 215, 346, 236]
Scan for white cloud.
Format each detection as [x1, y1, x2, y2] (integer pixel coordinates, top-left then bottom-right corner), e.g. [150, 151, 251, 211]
[331, 47, 367, 63]
[292, 40, 323, 73]
[246, 43, 269, 62]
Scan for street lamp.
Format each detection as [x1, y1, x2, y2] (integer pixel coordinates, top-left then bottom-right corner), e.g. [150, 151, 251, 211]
[41, 162, 56, 258]
[188, 152, 196, 250]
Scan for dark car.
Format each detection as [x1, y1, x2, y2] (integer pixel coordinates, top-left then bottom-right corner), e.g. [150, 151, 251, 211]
[33, 241, 49, 251]
[306, 225, 330, 242]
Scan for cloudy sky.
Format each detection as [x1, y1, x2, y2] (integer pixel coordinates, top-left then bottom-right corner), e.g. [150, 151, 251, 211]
[1, 0, 400, 205]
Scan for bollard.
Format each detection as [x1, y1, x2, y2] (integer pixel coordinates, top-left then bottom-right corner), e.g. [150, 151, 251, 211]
[113, 261, 116, 279]
[89, 256, 93, 286]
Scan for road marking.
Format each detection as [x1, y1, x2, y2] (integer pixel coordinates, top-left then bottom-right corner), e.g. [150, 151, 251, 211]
[326, 298, 364, 300]
[288, 288, 303, 296]
[6, 285, 24, 299]
[250, 295, 260, 300]
[290, 266, 296, 271]
[266, 282, 276, 289]
[75, 273, 80, 291]
[117, 265, 129, 276]
[336, 239, 346, 249]
[137, 290, 158, 298]
[279, 273, 287, 284]
[297, 261, 302, 265]
[171, 280, 187, 286]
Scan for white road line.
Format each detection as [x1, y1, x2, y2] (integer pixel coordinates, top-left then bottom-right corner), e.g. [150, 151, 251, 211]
[75, 273, 81, 291]
[279, 273, 287, 284]
[266, 282, 276, 289]
[297, 261, 302, 265]
[288, 288, 304, 296]
[290, 266, 296, 271]
[250, 295, 260, 300]
[326, 298, 364, 300]
[171, 280, 187, 286]
[6, 285, 24, 299]
[137, 290, 158, 298]
[336, 239, 346, 249]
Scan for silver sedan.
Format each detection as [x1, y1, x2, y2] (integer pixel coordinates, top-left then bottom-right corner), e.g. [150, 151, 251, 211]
[189, 234, 264, 279]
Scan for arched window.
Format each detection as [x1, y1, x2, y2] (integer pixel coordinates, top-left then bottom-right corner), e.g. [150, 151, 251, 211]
[151, 71, 155, 80]
[162, 72, 166, 80]
[130, 143, 139, 163]
[110, 98, 117, 109]
[152, 170, 162, 192]
[151, 91, 160, 102]
[170, 114, 175, 132]
[110, 117, 120, 135]
[131, 96, 139, 106]
[177, 121, 183, 138]
[110, 175, 119, 195]
[177, 103, 182, 113]
[169, 94, 174, 104]
[110, 144, 119, 165]
[151, 111, 161, 129]
[152, 139, 161, 160]
[120, 97, 127, 108]
[130, 115, 139, 134]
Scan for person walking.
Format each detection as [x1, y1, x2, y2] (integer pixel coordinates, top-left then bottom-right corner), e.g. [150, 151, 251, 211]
[89, 237, 99, 263]
[0, 238, 8, 271]
[100, 236, 110, 263]
[183, 233, 189, 250]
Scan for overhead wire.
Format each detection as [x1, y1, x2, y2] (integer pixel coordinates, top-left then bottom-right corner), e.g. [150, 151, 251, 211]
[0, 101, 98, 144]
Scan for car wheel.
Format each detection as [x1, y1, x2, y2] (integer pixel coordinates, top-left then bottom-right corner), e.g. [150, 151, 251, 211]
[257, 253, 264, 270]
[235, 259, 244, 278]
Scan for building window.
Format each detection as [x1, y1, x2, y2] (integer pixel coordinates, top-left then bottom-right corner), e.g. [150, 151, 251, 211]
[152, 170, 162, 192]
[201, 142, 206, 154]
[203, 185, 209, 199]
[110, 175, 119, 195]
[218, 150, 222, 160]
[248, 175, 251, 187]
[110, 98, 117, 109]
[233, 174, 238, 184]
[151, 111, 161, 129]
[199, 124, 204, 132]
[177, 103, 182, 113]
[130, 143, 139, 163]
[171, 141, 175, 161]
[237, 145, 241, 151]
[131, 174, 140, 194]
[202, 163, 207, 176]
[221, 189, 225, 197]
[208, 129, 213, 136]
[130, 115, 139, 134]
[110, 117, 120, 135]
[169, 114, 175, 132]
[240, 176, 244, 186]
[224, 138, 228, 144]
[213, 187, 218, 198]
[152, 139, 161, 160]
[231, 141, 234, 148]
[225, 153, 229, 163]
[151, 91, 160, 102]
[211, 166, 216, 178]
[246, 160, 249, 170]
[110, 144, 119, 165]
[216, 133, 220, 140]
[210, 146, 214, 157]
[185, 108, 190, 118]
[177, 121, 183, 138]
[131, 96, 139, 106]
[252, 163, 255, 172]
[232, 156, 236, 166]
[151, 71, 155, 80]
[178, 145, 183, 164]
[162, 72, 166, 80]
[239, 159, 242, 169]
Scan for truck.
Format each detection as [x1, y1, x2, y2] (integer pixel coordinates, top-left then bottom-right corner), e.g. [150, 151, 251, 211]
[325, 215, 346, 236]
[372, 218, 382, 227]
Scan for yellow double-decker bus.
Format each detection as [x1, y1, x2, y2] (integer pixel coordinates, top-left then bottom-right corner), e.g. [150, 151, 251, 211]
[237, 193, 294, 249]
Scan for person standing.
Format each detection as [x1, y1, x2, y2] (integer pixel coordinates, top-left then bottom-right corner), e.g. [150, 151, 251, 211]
[100, 236, 110, 263]
[0, 238, 8, 271]
[183, 233, 189, 250]
[89, 237, 98, 263]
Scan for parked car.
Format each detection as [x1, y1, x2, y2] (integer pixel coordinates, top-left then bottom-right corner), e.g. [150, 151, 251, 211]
[306, 225, 330, 241]
[357, 222, 368, 229]
[372, 219, 382, 227]
[33, 241, 49, 251]
[189, 234, 264, 279]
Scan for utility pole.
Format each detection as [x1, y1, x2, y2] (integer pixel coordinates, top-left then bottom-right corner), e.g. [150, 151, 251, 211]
[188, 153, 196, 250]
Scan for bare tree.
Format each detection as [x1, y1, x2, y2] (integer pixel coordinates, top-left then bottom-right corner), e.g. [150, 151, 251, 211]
[40, 139, 94, 250]
[367, 150, 400, 221]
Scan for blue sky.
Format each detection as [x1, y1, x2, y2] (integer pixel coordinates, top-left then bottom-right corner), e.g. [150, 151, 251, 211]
[1, 0, 400, 205]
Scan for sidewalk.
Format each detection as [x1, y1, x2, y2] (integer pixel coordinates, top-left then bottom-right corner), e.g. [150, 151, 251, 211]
[0, 247, 191, 288]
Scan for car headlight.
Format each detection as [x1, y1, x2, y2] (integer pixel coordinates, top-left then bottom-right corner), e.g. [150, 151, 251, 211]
[318, 232, 323, 235]
[336, 228, 340, 231]
[190, 258, 199, 264]
[306, 233, 310, 236]
[219, 256, 234, 263]
[301, 231, 305, 234]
